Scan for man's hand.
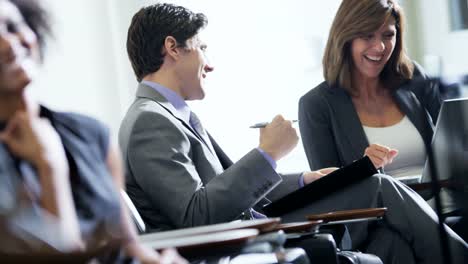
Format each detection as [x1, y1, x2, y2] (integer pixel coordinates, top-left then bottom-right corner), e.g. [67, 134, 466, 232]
[258, 115, 299, 161]
[364, 143, 398, 170]
[303, 167, 339, 185]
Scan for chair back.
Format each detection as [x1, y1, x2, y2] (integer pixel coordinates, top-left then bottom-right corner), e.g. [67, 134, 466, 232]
[121, 190, 146, 233]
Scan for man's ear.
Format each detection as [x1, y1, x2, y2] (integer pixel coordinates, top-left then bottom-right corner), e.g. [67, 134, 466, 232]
[163, 36, 180, 60]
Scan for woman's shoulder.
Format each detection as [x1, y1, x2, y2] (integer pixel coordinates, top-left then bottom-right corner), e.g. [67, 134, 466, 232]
[300, 81, 340, 106]
[397, 61, 430, 91]
[303, 81, 331, 95]
[399, 61, 437, 94]
[61, 112, 105, 128]
[412, 61, 429, 80]
[51, 110, 107, 136]
[41, 106, 110, 154]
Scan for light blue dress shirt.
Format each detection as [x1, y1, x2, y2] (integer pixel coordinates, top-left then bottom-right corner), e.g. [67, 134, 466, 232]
[141, 80, 278, 170]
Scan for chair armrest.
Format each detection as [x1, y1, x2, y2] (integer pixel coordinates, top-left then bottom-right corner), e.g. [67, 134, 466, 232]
[265, 220, 323, 234]
[306, 208, 387, 224]
[407, 179, 453, 192]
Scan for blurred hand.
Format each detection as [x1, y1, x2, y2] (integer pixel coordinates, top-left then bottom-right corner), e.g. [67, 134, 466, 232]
[303, 167, 339, 185]
[0, 111, 68, 174]
[364, 143, 398, 169]
[258, 115, 299, 161]
[157, 248, 188, 264]
[131, 245, 188, 264]
[0, 111, 45, 165]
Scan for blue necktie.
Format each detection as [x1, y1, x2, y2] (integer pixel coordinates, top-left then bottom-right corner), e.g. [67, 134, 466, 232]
[189, 111, 215, 154]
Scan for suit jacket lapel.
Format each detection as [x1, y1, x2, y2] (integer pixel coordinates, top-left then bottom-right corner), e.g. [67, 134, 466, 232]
[208, 133, 233, 169]
[136, 83, 220, 157]
[135, 84, 206, 144]
[326, 87, 369, 162]
[393, 87, 433, 145]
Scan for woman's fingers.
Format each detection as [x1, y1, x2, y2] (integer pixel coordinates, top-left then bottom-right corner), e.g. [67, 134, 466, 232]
[388, 149, 399, 163]
[366, 153, 385, 168]
[365, 144, 399, 169]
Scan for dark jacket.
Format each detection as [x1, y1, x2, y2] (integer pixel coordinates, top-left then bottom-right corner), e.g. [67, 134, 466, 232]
[298, 65, 441, 170]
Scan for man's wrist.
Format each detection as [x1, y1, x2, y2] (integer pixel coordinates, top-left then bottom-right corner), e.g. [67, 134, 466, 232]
[299, 172, 305, 188]
[256, 147, 277, 170]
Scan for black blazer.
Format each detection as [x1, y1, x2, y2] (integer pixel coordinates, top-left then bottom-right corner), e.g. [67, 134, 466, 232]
[298, 66, 441, 170]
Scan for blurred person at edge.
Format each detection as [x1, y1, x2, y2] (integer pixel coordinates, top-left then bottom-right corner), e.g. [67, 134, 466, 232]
[0, 0, 186, 263]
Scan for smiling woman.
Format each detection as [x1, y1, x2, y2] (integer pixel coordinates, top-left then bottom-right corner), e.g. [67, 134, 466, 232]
[350, 16, 397, 83]
[298, 0, 441, 180]
[0, 0, 41, 96]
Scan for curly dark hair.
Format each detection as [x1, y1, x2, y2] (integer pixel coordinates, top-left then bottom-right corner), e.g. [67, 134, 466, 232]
[11, 0, 52, 59]
[127, 3, 207, 82]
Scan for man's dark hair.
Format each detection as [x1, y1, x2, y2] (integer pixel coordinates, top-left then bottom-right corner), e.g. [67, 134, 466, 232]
[11, 0, 52, 59]
[127, 3, 207, 82]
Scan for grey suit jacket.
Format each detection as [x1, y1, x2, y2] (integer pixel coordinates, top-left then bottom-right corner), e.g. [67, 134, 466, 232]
[119, 84, 301, 232]
[298, 68, 441, 170]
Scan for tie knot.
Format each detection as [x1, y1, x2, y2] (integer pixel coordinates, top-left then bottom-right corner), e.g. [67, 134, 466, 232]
[189, 111, 200, 126]
[188, 111, 216, 154]
[189, 111, 205, 135]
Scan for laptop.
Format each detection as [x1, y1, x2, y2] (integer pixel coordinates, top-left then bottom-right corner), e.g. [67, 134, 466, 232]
[419, 97, 468, 214]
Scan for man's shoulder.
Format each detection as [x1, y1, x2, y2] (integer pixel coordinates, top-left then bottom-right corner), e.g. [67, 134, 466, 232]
[122, 97, 176, 125]
[127, 96, 168, 114]
[119, 97, 187, 143]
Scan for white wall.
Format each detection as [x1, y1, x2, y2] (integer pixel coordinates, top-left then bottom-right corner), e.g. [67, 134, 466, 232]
[32, 0, 341, 172]
[30, 0, 122, 135]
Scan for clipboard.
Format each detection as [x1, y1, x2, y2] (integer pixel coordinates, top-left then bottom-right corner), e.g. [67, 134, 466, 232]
[263, 156, 377, 217]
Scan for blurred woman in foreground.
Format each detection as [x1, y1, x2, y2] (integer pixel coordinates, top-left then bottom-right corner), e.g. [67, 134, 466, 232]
[0, 0, 186, 262]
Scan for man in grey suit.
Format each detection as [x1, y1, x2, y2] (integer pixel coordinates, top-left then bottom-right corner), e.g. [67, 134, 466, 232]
[119, 3, 467, 263]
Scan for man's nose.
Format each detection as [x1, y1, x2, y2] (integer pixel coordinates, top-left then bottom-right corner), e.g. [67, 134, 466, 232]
[204, 63, 214, 73]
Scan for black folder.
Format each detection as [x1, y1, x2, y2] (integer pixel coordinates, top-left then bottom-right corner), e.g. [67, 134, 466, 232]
[263, 156, 377, 217]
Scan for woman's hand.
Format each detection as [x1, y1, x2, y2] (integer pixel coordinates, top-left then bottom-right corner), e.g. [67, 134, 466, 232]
[0, 110, 69, 174]
[0, 111, 45, 165]
[157, 248, 188, 264]
[0, 109, 82, 247]
[364, 143, 398, 170]
[126, 243, 188, 264]
[303, 167, 339, 185]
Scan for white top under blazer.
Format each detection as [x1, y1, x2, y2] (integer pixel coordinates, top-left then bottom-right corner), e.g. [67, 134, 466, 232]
[363, 116, 426, 178]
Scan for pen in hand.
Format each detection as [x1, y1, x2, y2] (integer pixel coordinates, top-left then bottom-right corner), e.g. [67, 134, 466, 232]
[249, 120, 299, 128]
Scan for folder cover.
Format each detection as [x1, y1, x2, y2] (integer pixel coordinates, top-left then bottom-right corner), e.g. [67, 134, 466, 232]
[263, 156, 377, 217]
